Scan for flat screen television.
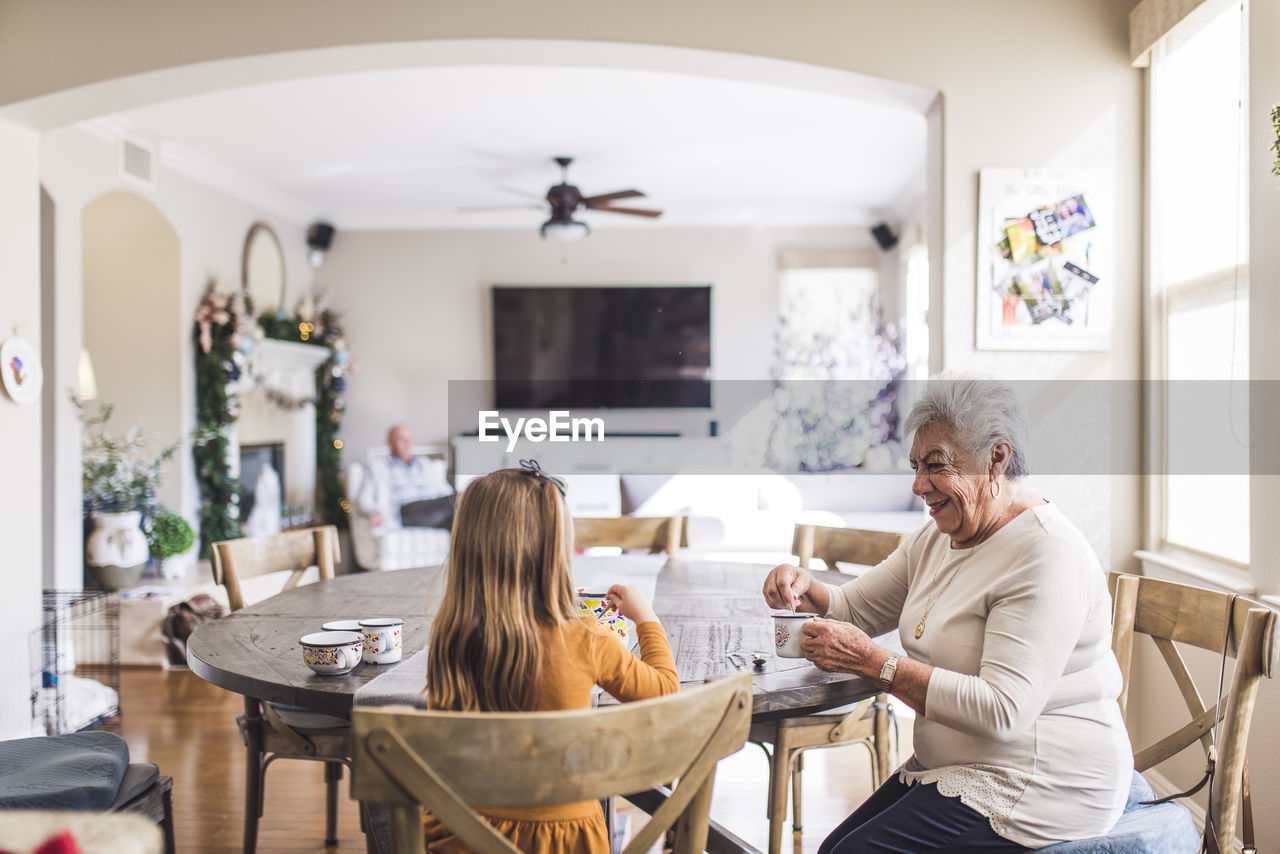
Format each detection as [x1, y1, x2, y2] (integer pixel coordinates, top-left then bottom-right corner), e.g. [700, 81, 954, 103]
[492, 285, 712, 409]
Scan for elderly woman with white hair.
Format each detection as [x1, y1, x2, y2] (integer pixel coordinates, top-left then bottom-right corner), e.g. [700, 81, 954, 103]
[763, 375, 1131, 853]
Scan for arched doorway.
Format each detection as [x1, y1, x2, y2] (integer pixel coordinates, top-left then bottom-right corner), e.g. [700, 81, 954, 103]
[81, 190, 183, 511]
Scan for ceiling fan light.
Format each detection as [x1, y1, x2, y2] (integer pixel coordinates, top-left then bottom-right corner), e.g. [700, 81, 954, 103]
[540, 217, 590, 242]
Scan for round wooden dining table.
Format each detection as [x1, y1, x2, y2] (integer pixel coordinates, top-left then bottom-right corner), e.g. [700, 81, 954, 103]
[187, 556, 894, 722]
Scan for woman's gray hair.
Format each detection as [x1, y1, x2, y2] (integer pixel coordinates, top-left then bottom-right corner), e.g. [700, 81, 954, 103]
[903, 373, 1030, 480]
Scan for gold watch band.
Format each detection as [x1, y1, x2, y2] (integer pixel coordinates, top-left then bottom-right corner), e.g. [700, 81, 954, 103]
[879, 654, 901, 693]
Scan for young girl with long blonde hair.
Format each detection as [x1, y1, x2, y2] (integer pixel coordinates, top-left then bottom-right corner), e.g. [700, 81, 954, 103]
[425, 465, 679, 853]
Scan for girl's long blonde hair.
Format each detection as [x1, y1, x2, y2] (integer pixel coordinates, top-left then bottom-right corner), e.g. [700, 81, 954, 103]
[426, 468, 578, 711]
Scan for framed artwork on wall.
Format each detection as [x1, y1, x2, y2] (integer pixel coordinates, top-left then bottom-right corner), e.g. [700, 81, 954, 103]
[976, 167, 1113, 351]
[1, 335, 43, 405]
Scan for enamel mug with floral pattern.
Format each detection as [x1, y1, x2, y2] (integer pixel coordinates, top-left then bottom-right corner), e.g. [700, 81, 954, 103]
[359, 618, 404, 665]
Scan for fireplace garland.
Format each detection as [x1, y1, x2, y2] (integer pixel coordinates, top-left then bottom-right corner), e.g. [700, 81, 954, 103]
[193, 289, 242, 557]
[192, 284, 350, 557]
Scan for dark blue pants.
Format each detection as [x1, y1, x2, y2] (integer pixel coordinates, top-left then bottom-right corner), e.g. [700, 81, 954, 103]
[818, 776, 1031, 854]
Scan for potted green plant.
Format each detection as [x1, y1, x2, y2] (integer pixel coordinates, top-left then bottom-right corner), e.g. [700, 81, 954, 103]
[79, 400, 178, 589]
[147, 509, 196, 580]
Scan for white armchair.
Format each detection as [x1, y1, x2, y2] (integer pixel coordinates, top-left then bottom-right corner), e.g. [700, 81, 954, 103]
[345, 446, 451, 571]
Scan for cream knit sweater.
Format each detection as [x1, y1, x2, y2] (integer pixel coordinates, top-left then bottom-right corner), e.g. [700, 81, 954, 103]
[822, 502, 1132, 847]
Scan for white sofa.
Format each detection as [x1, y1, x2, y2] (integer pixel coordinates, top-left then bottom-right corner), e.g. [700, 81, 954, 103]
[344, 446, 451, 571]
[620, 470, 925, 561]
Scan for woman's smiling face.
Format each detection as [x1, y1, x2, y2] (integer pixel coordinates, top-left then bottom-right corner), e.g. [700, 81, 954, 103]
[909, 422, 993, 548]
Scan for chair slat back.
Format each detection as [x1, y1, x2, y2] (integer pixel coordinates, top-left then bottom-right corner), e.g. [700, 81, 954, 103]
[352, 673, 752, 854]
[211, 525, 340, 612]
[574, 516, 686, 555]
[1106, 571, 1277, 852]
[792, 524, 905, 572]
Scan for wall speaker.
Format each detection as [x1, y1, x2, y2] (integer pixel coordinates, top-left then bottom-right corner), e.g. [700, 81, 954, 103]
[307, 221, 335, 251]
[871, 222, 899, 251]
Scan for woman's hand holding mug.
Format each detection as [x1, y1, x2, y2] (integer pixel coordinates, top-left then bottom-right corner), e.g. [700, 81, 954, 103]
[800, 618, 879, 674]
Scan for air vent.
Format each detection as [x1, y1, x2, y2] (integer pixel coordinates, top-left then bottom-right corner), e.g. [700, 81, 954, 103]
[119, 137, 155, 188]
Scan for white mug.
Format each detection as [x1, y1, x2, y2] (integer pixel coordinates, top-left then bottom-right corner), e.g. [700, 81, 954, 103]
[773, 613, 817, 658]
[321, 619, 363, 633]
[359, 618, 404, 665]
[300, 631, 364, 675]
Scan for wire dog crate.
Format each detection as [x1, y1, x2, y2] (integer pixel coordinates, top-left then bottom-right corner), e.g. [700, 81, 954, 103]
[31, 590, 121, 735]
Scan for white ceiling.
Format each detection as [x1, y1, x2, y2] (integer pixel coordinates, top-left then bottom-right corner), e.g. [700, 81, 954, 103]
[110, 64, 929, 232]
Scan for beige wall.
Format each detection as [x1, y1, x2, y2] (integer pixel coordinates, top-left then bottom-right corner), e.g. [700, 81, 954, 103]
[319, 225, 879, 456]
[0, 117, 43, 739]
[1248, 0, 1280, 595]
[1245, 0, 1280, 834]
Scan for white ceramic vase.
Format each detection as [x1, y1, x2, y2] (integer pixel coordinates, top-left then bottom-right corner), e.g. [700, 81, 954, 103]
[86, 511, 149, 589]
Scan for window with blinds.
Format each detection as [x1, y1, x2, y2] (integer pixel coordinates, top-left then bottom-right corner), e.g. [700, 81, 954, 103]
[1149, 0, 1250, 564]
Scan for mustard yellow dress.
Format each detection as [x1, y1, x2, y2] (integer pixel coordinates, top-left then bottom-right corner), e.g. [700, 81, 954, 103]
[422, 618, 679, 854]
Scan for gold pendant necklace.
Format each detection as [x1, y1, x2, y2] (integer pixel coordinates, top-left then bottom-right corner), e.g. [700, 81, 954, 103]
[914, 555, 966, 639]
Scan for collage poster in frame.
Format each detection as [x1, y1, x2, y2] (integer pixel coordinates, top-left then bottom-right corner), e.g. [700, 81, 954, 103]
[976, 167, 1113, 351]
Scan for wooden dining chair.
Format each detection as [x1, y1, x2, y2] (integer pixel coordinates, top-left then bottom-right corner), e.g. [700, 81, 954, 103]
[792, 523, 906, 574]
[1034, 573, 1277, 853]
[351, 673, 752, 854]
[573, 515, 687, 556]
[211, 524, 340, 611]
[748, 523, 906, 854]
[211, 525, 352, 854]
[1075, 571, 1277, 854]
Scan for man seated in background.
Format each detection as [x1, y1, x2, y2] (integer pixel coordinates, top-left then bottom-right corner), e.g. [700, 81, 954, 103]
[357, 424, 454, 530]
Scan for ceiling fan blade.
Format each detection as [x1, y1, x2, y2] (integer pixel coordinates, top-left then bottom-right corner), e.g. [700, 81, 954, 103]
[495, 185, 548, 201]
[457, 203, 546, 213]
[582, 189, 645, 206]
[592, 206, 663, 218]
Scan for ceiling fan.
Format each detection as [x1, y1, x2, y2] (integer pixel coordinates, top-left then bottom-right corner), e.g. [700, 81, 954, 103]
[461, 156, 662, 241]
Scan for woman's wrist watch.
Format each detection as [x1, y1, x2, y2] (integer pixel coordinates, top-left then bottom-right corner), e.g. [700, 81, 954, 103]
[879, 654, 902, 693]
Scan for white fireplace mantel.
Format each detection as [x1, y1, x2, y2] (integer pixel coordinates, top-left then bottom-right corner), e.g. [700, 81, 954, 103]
[234, 338, 331, 399]
[230, 338, 330, 522]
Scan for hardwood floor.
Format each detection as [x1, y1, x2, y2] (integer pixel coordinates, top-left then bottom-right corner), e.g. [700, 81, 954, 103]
[117, 668, 912, 853]
[117, 667, 365, 853]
